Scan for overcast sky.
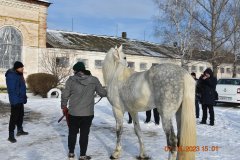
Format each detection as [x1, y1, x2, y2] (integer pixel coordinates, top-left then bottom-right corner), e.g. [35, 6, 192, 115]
[47, 0, 160, 43]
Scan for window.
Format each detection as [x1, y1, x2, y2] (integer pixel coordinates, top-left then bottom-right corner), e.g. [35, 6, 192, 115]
[95, 60, 103, 68]
[220, 68, 225, 73]
[77, 58, 88, 68]
[237, 68, 240, 74]
[199, 66, 204, 72]
[226, 68, 231, 73]
[217, 79, 240, 85]
[191, 66, 197, 72]
[0, 26, 22, 69]
[56, 57, 69, 67]
[152, 63, 159, 66]
[128, 61, 135, 69]
[140, 63, 147, 70]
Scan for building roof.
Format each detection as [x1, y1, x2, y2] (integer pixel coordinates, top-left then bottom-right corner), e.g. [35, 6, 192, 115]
[22, 0, 51, 6]
[37, 0, 51, 6]
[46, 30, 181, 59]
[38, 0, 49, 2]
[46, 30, 235, 63]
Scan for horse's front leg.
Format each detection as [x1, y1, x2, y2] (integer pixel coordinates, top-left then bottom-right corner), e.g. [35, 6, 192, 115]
[110, 108, 124, 159]
[131, 112, 149, 159]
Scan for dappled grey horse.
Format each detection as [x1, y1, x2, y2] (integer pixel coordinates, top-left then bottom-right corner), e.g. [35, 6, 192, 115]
[102, 45, 196, 160]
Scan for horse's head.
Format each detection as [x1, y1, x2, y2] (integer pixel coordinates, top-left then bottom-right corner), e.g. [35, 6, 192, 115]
[104, 45, 128, 68]
[112, 45, 128, 67]
[103, 45, 128, 85]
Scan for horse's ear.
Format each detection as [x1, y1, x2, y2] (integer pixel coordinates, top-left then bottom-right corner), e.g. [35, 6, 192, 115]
[113, 49, 120, 60]
[118, 45, 123, 52]
[114, 45, 118, 50]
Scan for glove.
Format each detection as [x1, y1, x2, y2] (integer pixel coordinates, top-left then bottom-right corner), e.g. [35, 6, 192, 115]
[24, 98, 27, 104]
[62, 106, 68, 116]
[23, 95, 27, 104]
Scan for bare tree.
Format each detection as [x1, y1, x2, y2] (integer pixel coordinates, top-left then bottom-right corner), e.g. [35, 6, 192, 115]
[228, 0, 240, 77]
[154, 0, 240, 78]
[39, 49, 73, 85]
[153, 0, 199, 68]
[185, 0, 239, 77]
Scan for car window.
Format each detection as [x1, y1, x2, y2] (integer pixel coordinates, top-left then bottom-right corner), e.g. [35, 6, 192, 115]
[217, 79, 240, 85]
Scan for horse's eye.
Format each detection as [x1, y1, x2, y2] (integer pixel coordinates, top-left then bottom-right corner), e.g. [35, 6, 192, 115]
[124, 57, 126, 60]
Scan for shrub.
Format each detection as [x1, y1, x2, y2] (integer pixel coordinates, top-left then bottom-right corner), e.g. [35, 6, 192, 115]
[26, 73, 58, 98]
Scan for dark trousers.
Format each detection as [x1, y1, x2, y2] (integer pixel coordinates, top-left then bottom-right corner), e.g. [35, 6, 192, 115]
[145, 108, 160, 124]
[201, 104, 214, 124]
[9, 103, 24, 133]
[195, 99, 199, 118]
[128, 113, 132, 123]
[68, 115, 94, 156]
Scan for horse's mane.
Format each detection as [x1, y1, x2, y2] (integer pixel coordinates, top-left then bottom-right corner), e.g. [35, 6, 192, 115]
[102, 48, 116, 85]
[103, 47, 135, 85]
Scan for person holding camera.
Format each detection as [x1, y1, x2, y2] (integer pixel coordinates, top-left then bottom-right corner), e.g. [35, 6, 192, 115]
[198, 68, 217, 126]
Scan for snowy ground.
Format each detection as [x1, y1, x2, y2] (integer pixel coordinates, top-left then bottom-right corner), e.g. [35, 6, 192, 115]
[0, 93, 240, 160]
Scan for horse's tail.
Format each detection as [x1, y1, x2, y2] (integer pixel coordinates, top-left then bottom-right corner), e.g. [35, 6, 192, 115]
[178, 74, 196, 160]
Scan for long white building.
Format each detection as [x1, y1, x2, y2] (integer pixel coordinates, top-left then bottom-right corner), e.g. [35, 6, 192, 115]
[0, 0, 238, 87]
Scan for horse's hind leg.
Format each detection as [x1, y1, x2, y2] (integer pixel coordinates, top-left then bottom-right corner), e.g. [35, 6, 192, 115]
[110, 108, 124, 159]
[175, 105, 182, 147]
[131, 112, 150, 159]
[161, 116, 177, 160]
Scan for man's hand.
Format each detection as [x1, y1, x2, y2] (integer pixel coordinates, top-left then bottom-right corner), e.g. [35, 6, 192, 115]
[62, 106, 68, 115]
[202, 76, 207, 80]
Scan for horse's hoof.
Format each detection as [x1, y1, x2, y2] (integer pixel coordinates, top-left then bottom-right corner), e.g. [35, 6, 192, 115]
[110, 155, 118, 159]
[136, 156, 151, 160]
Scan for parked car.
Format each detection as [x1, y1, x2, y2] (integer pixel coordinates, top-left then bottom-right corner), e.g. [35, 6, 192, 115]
[216, 78, 240, 103]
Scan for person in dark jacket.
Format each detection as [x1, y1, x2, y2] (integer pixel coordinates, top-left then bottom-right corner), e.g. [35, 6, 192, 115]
[144, 108, 160, 125]
[198, 68, 217, 126]
[5, 61, 28, 143]
[61, 62, 107, 160]
[191, 72, 200, 118]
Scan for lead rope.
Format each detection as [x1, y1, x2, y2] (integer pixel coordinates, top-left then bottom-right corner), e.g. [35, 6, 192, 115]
[94, 97, 103, 104]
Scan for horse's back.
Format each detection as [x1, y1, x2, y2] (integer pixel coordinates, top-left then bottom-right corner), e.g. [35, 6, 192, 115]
[147, 63, 191, 115]
[119, 63, 193, 113]
[149, 63, 188, 77]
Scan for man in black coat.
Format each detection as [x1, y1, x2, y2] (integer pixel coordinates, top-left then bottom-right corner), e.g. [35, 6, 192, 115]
[191, 72, 200, 118]
[198, 68, 217, 126]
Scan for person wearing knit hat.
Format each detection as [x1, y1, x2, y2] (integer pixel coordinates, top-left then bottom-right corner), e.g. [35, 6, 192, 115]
[198, 68, 217, 126]
[5, 61, 28, 143]
[14, 61, 24, 70]
[73, 62, 86, 73]
[61, 61, 107, 159]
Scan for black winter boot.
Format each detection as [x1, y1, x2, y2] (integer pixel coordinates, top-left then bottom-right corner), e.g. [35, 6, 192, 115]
[68, 153, 75, 158]
[8, 132, 17, 143]
[79, 155, 91, 160]
[200, 121, 206, 124]
[17, 130, 29, 136]
[209, 121, 214, 126]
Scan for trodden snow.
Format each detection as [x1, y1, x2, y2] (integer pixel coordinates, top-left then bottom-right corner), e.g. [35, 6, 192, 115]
[0, 93, 240, 160]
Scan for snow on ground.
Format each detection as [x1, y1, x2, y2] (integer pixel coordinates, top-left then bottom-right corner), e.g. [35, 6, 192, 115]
[0, 93, 240, 160]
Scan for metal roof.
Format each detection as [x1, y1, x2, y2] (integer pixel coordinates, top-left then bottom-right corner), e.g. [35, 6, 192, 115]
[46, 30, 180, 59]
